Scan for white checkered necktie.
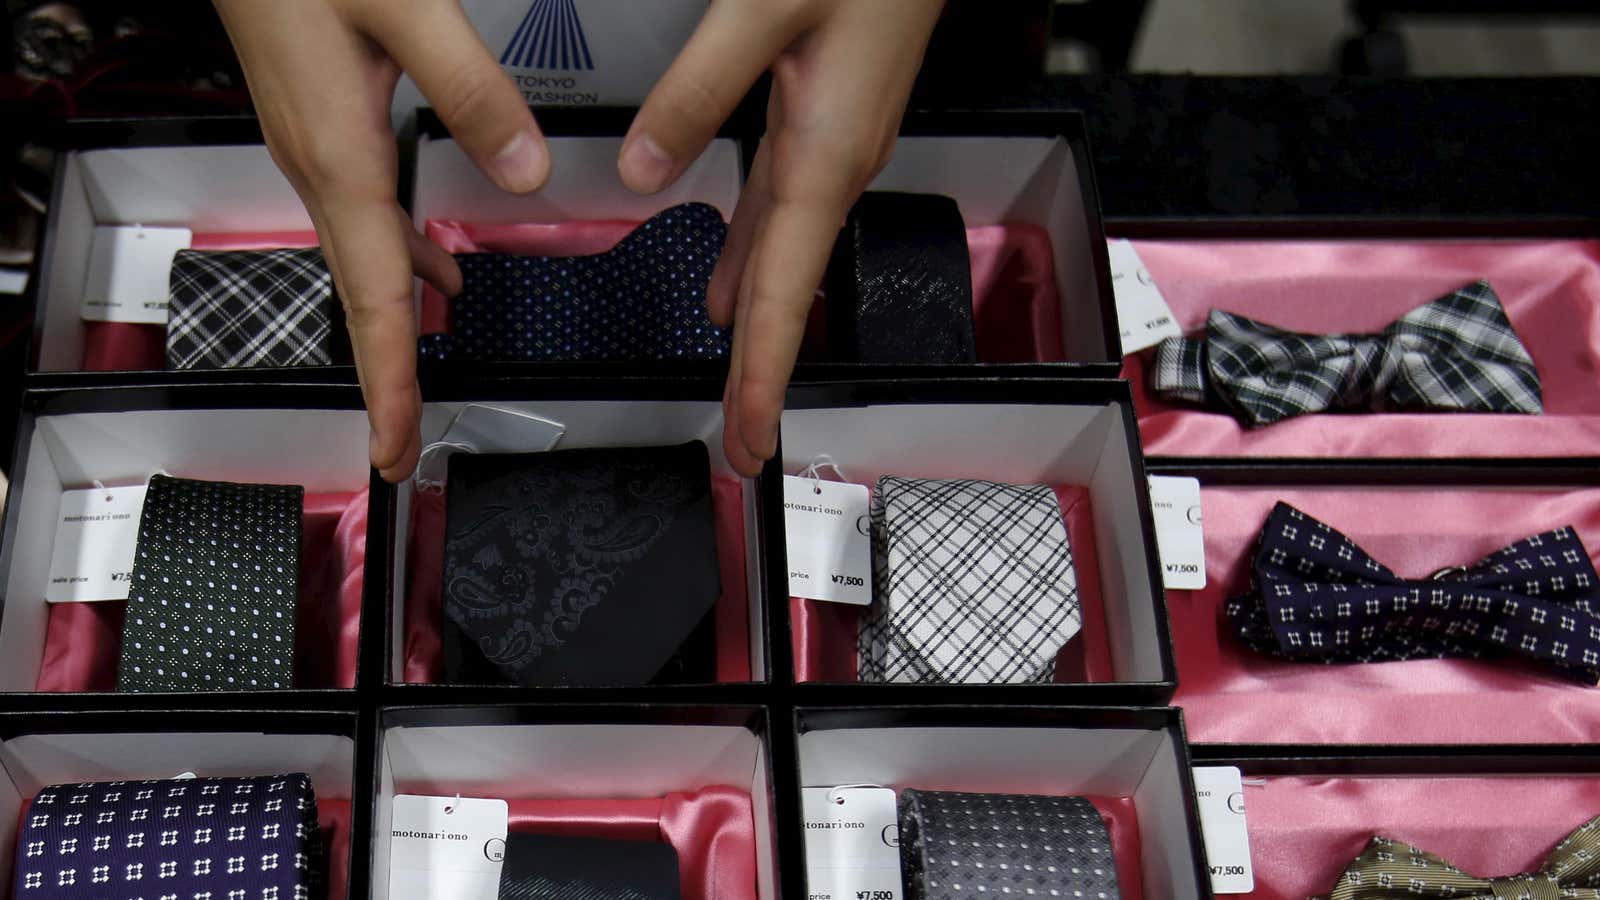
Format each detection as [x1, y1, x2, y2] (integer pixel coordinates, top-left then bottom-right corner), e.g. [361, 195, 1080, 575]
[1150, 279, 1543, 426]
[166, 248, 336, 370]
[857, 476, 1081, 684]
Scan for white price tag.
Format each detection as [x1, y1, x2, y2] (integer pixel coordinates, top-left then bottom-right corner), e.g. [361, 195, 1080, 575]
[783, 477, 872, 605]
[1108, 239, 1182, 355]
[1192, 767, 1254, 893]
[1148, 475, 1206, 590]
[388, 794, 510, 900]
[802, 787, 902, 900]
[45, 484, 147, 603]
[81, 226, 192, 324]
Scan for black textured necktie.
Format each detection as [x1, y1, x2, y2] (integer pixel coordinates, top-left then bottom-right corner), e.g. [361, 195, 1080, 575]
[825, 191, 977, 364]
[497, 833, 680, 900]
[12, 774, 321, 900]
[417, 203, 731, 362]
[898, 791, 1121, 900]
[167, 248, 339, 370]
[438, 442, 721, 686]
[117, 475, 303, 692]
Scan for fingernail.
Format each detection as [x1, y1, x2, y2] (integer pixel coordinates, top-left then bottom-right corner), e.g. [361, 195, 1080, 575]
[489, 130, 548, 193]
[620, 134, 675, 193]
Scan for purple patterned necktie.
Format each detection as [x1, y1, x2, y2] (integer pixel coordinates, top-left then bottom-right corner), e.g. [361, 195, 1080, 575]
[1227, 501, 1600, 682]
[12, 774, 321, 900]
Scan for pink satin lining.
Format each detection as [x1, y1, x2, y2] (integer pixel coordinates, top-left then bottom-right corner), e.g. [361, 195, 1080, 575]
[1119, 239, 1600, 458]
[402, 478, 752, 683]
[422, 219, 1065, 363]
[81, 231, 322, 372]
[499, 786, 757, 900]
[35, 489, 368, 691]
[791, 485, 1113, 683]
[1240, 775, 1600, 900]
[1171, 486, 1600, 743]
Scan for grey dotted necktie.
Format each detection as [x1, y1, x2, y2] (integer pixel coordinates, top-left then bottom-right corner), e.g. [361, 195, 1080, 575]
[116, 475, 303, 693]
[897, 791, 1121, 900]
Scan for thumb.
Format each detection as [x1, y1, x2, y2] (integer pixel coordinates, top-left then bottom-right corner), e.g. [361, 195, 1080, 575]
[357, 0, 549, 193]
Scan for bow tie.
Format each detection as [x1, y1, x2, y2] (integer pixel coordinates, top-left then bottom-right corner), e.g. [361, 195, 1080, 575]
[1320, 815, 1600, 900]
[1226, 502, 1600, 683]
[418, 203, 732, 362]
[1150, 280, 1543, 426]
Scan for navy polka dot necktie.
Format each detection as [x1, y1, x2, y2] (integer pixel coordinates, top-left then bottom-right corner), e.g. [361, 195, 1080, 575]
[418, 203, 732, 362]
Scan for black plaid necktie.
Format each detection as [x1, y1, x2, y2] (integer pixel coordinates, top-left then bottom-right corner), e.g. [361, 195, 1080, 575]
[167, 248, 337, 370]
[1150, 280, 1543, 426]
[1227, 501, 1600, 682]
[418, 203, 731, 362]
[12, 774, 321, 900]
[116, 475, 303, 693]
[857, 477, 1081, 684]
[898, 791, 1121, 900]
[438, 442, 721, 686]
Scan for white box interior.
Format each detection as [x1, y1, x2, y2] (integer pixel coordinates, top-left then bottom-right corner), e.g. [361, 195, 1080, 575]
[0, 408, 372, 692]
[867, 136, 1108, 362]
[798, 723, 1202, 900]
[391, 400, 766, 682]
[38, 146, 313, 371]
[0, 728, 355, 890]
[374, 721, 776, 900]
[780, 402, 1162, 683]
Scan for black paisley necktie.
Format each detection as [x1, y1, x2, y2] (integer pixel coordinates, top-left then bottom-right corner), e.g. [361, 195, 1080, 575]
[438, 442, 721, 686]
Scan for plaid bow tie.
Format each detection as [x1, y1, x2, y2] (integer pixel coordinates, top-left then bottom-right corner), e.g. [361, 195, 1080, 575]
[1319, 816, 1600, 900]
[418, 203, 731, 362]
[1227, 502, 1600, 683]
[167, 248, 337, 370]
[1150, 280, 1542, 426]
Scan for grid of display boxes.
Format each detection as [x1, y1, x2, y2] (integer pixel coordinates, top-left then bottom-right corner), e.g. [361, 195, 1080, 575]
[6, 106, 1600, 900]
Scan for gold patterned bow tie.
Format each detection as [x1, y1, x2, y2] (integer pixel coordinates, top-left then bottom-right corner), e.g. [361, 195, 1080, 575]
[1321, 816, 1600, 900]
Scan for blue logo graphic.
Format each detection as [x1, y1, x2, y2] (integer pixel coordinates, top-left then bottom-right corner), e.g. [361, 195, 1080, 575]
[501, 0, 595, 71]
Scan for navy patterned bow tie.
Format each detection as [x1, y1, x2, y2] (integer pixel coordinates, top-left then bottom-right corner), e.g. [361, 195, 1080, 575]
[1150, 280, 1543, 426]
[1227, 502, 1600, 683]
[418, 203, 732, 362]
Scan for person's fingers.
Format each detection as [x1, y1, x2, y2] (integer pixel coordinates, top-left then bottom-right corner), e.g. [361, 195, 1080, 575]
[620, 3, 811, 194]
[401, 210, 462, 297]
[317, 194, 424, 481]
[353, 0, 549, 193]
[707, 139, 772, 327]
[721, 210, 768, 477]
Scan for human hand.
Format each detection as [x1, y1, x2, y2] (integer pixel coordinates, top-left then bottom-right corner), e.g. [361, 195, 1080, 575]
[214, 0, 550, 482]
[619, 0, 945, 476]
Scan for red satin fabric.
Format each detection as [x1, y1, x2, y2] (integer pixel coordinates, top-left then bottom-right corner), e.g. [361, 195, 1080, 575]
[1239, 775, 1600, 900]
[1171, 486, 1600, 744]
[501, 786, 757, 900]
[80, 231, 321, 372]
[791, 484, 1112, 683]
[1119, 239, 1600, 458]
[402, 478, 752, 683]
[35, 490, 368, 692]
[421, 220, 1064, 363]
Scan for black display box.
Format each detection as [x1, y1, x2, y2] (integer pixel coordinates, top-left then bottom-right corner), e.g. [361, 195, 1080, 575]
[789, 706, 1211, 900]
[0, 708, 367, 900]
[0, 381, 383, 705]
[771, 378, 1175, 704]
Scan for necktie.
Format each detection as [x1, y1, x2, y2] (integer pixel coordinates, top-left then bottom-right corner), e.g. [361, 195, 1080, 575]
[167, 248, 337, 370]
[1149, 280, 1543, 426]
[897, 791, 1120, 900]
[1319, 815, 1600, 900]
[497, 833, 680, 900]
[417, 203, 731, 362]
[857, 477, 1081, 684]
[824, 191, 977, 364]
[438, 442, 721, 686]
[1226, 502, 1600, 683]
[117, 475, 304, 693]
[12, 774, 321, 900]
